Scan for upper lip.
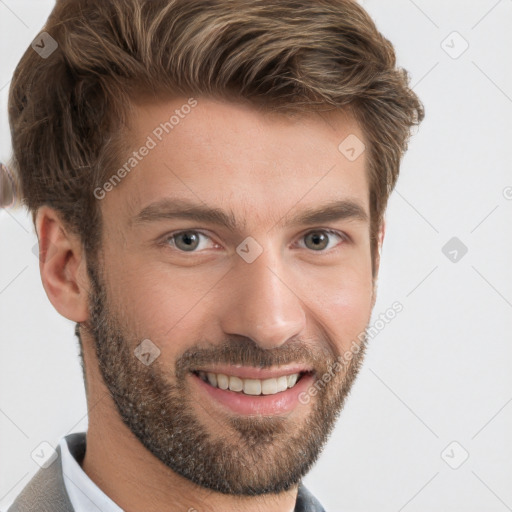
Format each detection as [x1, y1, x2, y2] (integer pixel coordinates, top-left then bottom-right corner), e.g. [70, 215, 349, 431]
[191, 364, 313, 380]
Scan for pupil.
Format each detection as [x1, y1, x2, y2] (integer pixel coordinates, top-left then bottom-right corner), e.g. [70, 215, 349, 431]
[178, 232, 198, 251]
[308, 232, 327, 250]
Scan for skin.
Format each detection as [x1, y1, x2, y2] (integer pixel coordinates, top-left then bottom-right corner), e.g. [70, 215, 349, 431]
[36, 96, 385, 512]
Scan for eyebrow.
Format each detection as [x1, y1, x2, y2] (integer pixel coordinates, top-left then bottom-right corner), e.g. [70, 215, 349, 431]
[131, 197, 369, 232]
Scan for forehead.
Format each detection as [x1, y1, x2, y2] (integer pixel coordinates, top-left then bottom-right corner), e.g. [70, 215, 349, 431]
[102, 96, 369, 226]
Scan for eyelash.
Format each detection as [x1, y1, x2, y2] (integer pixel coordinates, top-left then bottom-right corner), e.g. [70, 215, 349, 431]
[160, 229, 349, 254]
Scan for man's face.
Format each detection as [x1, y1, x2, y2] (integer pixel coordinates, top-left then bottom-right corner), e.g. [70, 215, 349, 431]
[83, 96, 378, 495]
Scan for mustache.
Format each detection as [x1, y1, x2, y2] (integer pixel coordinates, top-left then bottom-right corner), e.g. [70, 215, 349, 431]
[174, 334, 336, 380]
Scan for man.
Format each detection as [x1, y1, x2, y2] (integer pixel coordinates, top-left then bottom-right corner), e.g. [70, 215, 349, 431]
[6, 0, 424, 510]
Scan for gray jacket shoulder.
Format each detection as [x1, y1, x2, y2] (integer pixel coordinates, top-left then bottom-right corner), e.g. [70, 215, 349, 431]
[7, 444, 74, 512]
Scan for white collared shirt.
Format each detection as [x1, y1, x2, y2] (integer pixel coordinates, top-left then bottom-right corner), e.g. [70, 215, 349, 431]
[59, 435, 124, 512]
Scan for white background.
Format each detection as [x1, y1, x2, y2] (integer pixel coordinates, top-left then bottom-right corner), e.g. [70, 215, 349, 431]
[1, 1, 511, 510]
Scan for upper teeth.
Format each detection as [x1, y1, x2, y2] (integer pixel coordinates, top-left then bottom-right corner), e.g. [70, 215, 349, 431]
[197, 371, 301, 395]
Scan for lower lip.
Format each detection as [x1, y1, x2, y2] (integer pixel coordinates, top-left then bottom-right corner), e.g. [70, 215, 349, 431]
[191, 372, 315, 416]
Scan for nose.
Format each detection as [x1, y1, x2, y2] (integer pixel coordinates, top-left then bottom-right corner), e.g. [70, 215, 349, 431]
[219, 246, 306, 350]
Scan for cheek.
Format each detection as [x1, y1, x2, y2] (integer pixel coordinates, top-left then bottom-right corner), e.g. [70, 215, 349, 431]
[99, 255, 173, 336]
[301, 264, 374, 352]
[105, 264, 219, 362]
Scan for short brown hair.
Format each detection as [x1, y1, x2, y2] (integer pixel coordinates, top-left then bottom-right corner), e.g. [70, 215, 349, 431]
[8, 0, 424, 275]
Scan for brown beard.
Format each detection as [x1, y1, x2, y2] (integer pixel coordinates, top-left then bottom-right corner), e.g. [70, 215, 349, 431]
[79, 257, 369, 496]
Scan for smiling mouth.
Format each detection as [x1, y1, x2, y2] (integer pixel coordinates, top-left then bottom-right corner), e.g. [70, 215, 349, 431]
[191, 370, 311, 396]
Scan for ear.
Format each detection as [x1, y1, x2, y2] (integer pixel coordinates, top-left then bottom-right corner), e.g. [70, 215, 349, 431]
[377, 217, 386, 262]
[35, 206, 90, 323]
[371, 218, 386, 308]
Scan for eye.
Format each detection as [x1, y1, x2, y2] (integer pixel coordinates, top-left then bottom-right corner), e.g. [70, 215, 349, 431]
[163, 230, 217, 252]
[161, 229, 348, 254]
[297, 229, 347, 252]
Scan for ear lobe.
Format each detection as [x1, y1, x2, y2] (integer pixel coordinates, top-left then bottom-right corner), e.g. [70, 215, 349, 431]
[35, 206, 90, 323]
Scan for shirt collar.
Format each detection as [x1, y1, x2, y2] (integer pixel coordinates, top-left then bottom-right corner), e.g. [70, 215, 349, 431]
[59, 433, 124, 512]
